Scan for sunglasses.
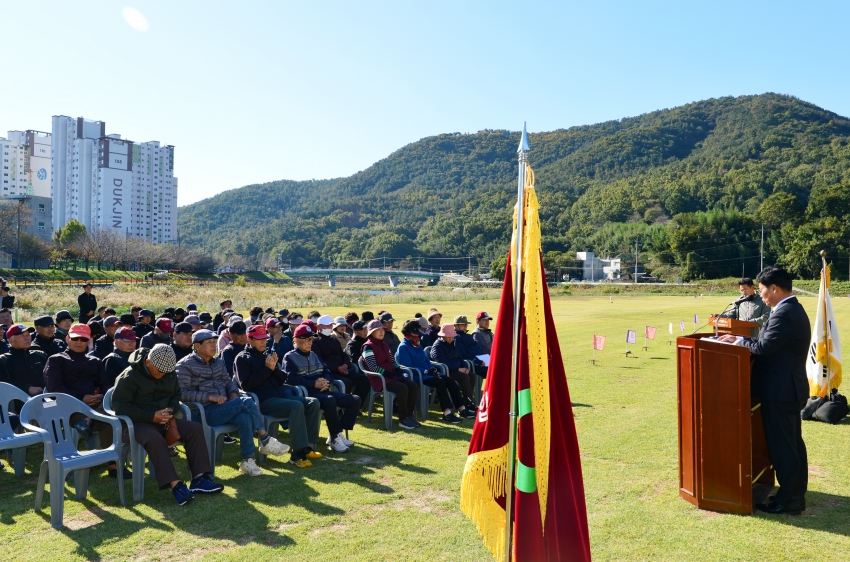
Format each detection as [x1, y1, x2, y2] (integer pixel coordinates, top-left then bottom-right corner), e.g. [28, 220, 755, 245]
[70, 337, 90, 343]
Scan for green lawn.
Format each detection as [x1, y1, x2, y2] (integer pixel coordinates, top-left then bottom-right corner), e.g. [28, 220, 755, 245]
[1, 296, 848, 561]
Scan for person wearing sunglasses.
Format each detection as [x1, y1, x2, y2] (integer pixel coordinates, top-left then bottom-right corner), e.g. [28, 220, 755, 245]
[43, 323, 129, 478]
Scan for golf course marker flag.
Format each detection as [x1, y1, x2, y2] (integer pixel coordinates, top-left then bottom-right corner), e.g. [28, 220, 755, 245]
[643, 325, 656, 351]
[680, 320, 685, 336]
[668, 322, 673, 345]
[626, 329, 636, 356]
[460, 124, 591, 562]
[592, 334, 605, 364]
[806, 251, 842, 397]
[693, 314, 699, 333]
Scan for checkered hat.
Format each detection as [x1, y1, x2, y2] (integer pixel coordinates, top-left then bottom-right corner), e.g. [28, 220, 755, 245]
[148, 344, 177, 374]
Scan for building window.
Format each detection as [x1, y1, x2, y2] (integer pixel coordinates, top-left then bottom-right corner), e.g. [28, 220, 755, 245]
[38, 222, 44, 230]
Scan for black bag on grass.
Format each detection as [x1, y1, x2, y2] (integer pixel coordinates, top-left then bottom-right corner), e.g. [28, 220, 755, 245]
[808, 390, 849, 424]
[801, 396, 825, 420]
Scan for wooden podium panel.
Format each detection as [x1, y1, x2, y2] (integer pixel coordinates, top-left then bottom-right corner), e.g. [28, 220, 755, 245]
[677, 334, 774, 514]
[708, 316, 759, 337]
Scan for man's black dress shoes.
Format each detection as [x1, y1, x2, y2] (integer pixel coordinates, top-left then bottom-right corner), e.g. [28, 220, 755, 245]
[756, 502, 802, 516]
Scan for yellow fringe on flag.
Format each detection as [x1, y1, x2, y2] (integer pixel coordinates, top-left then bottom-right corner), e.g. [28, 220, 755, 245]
[460, 445, 508, 561]
[521, 171, 552, 531]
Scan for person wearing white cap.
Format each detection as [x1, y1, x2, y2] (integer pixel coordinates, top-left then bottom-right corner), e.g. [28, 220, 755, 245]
[330, 316, 351, 350]
[313, 315, 370, 407]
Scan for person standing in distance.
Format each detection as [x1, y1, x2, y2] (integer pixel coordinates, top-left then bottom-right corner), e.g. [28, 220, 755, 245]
[78, 283, 97, 324]
[718, 267, 810, 515]
[734, 277, 771, 337]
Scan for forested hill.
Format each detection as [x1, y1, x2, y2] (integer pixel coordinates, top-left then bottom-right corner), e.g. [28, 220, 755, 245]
[177, 93, 850, 280]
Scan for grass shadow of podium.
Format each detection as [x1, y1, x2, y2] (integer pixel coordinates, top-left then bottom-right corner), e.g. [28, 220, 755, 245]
[755, 491, 850, 537]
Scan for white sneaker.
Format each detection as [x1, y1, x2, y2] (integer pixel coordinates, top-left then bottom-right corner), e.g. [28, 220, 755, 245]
[258, 436, 290, 456]
[328, 435, 349, 453]
[339, 433, 354, 447]
[239, 458, 263, 476]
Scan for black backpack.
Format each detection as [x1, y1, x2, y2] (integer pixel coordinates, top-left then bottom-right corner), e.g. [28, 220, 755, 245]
[801, 389, 849, 424]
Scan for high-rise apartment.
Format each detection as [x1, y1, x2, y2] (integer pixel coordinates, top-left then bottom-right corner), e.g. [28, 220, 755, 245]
[0, 129, 54, 241]
[51, 115, 177, 243]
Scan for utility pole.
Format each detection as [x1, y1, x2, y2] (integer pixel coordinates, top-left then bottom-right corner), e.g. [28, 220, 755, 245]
[760, 224, 764, 272]
[634, 238, 640, 284]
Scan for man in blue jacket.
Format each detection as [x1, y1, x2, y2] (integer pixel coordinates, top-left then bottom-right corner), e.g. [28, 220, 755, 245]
[452, 315, 487, 381]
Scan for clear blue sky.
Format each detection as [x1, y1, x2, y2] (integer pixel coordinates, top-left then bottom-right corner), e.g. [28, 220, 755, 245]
[1, 1, 847, 205]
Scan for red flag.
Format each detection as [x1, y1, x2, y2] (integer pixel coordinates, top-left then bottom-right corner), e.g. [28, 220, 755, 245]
[462, 251, 591, 561]
[645, 326, 656, 340]
[592, 335, 606, 351]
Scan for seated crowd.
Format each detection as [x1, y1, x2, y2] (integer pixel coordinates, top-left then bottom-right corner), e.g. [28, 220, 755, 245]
[0, 292, 495, 508]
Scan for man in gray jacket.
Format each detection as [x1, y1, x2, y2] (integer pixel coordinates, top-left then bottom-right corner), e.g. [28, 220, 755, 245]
[735, 278, 771, 336]
[176, 329, 290, 477]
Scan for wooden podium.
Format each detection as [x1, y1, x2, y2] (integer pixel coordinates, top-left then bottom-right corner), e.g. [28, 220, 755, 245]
[676, 334, 773, 514]
[708, 315, 758, 337]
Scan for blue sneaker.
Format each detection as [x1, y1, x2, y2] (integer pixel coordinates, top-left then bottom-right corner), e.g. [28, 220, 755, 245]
[172, 481, 194, 506]
[189, 474, 224, 494]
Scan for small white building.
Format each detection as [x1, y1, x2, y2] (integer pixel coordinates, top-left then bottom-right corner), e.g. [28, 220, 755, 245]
[576, 251, 622, 281]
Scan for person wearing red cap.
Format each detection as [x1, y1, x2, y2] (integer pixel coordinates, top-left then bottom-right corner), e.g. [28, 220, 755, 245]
[0, 324, 45, 398]
[234, 324, 323, 466]
[103, 327, 139, 387]
[283, 324, 362, 453]
[43, 323, 129, 478]
[140, 318, 174, 350]
[472, 311, 493, 354]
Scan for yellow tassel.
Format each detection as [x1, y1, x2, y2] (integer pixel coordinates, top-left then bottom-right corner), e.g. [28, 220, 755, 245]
[460, 446, 508, 560]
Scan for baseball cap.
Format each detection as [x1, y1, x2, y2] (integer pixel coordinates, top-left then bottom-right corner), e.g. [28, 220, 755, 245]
[174, 322, 193, 334]
[228, 315, 243, 327]
[278, 308, 289, 317]
[192, 329, 217, 344]
[186, 303, 197, 311]
[265, 307, 275, 314]
[265, 317, 280, 329]
[378, 312, 395, 323]
[229, 320, 247, 335]
[120, 313, 136, 326]
[352, 320, 367, 331]
[293, 324, 314, 339]
[366, 319, 384, 336]
[185, 315, 202, 326]
[103, 316, 120, 327]
[6, 324, 34, 338]
[148, 344, 177, 374]
[68, 324, 92, 339]
[317, 315, 334, 326]
[34, 315, 55, 328]
[55, 310, 73, 322]
[476, 311, 492, 320]
[114, 327, 139, 341]
[417, 317, 429, 330]
[453, 315, 469, 325]
[156, 318, 173, 333]
[247, 325, 270, 339]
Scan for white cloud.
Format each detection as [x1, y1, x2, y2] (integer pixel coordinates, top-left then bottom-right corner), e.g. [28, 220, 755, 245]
[123, 7, 149, 32]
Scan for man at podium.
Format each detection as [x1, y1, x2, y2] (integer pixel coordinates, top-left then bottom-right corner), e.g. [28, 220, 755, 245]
[718, 267, 810, 515]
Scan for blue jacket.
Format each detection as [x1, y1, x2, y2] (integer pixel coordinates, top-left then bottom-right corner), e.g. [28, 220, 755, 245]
[429, 338, 463, 371]
[454, 330, 484, 366]
[396, 338, 438, 382]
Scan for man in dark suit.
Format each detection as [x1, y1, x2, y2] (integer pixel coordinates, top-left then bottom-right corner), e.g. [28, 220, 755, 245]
[719, 266, 810, 515]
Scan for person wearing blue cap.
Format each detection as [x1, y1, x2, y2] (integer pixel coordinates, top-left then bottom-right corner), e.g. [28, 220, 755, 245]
[186, 303, 197, 312]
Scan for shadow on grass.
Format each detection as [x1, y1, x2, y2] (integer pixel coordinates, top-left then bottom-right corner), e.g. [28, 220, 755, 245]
[571, 403, 593, 408]
[753, 491, 850, 536]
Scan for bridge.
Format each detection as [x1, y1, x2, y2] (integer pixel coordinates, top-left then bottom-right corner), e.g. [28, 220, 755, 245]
[280, 268, 441, 287]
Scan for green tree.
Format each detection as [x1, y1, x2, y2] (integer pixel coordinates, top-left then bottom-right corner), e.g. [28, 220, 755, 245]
[59, 219, 87, 246]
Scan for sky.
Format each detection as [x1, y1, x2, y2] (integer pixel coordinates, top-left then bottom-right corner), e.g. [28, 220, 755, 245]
[1, 1, 848, 206]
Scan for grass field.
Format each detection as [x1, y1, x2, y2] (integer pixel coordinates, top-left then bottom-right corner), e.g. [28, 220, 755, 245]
[1, 295, 848, 561]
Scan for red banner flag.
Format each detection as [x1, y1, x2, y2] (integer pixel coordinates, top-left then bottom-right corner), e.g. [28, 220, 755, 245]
[593, 335, 606, 351]
[645, 326, 656, 340]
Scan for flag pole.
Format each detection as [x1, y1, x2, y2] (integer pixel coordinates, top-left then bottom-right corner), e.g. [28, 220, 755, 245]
[820, 251, 830, 397]
[503, 122, 529, 562]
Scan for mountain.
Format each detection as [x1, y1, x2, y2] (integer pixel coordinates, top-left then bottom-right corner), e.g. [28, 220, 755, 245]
[177, 93, 850, 280]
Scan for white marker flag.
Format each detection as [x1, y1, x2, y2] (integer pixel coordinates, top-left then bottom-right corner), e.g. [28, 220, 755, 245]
[626, 330, 637, 344]
[668, 322, 673, 335]
[694, 314, 699, 324]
